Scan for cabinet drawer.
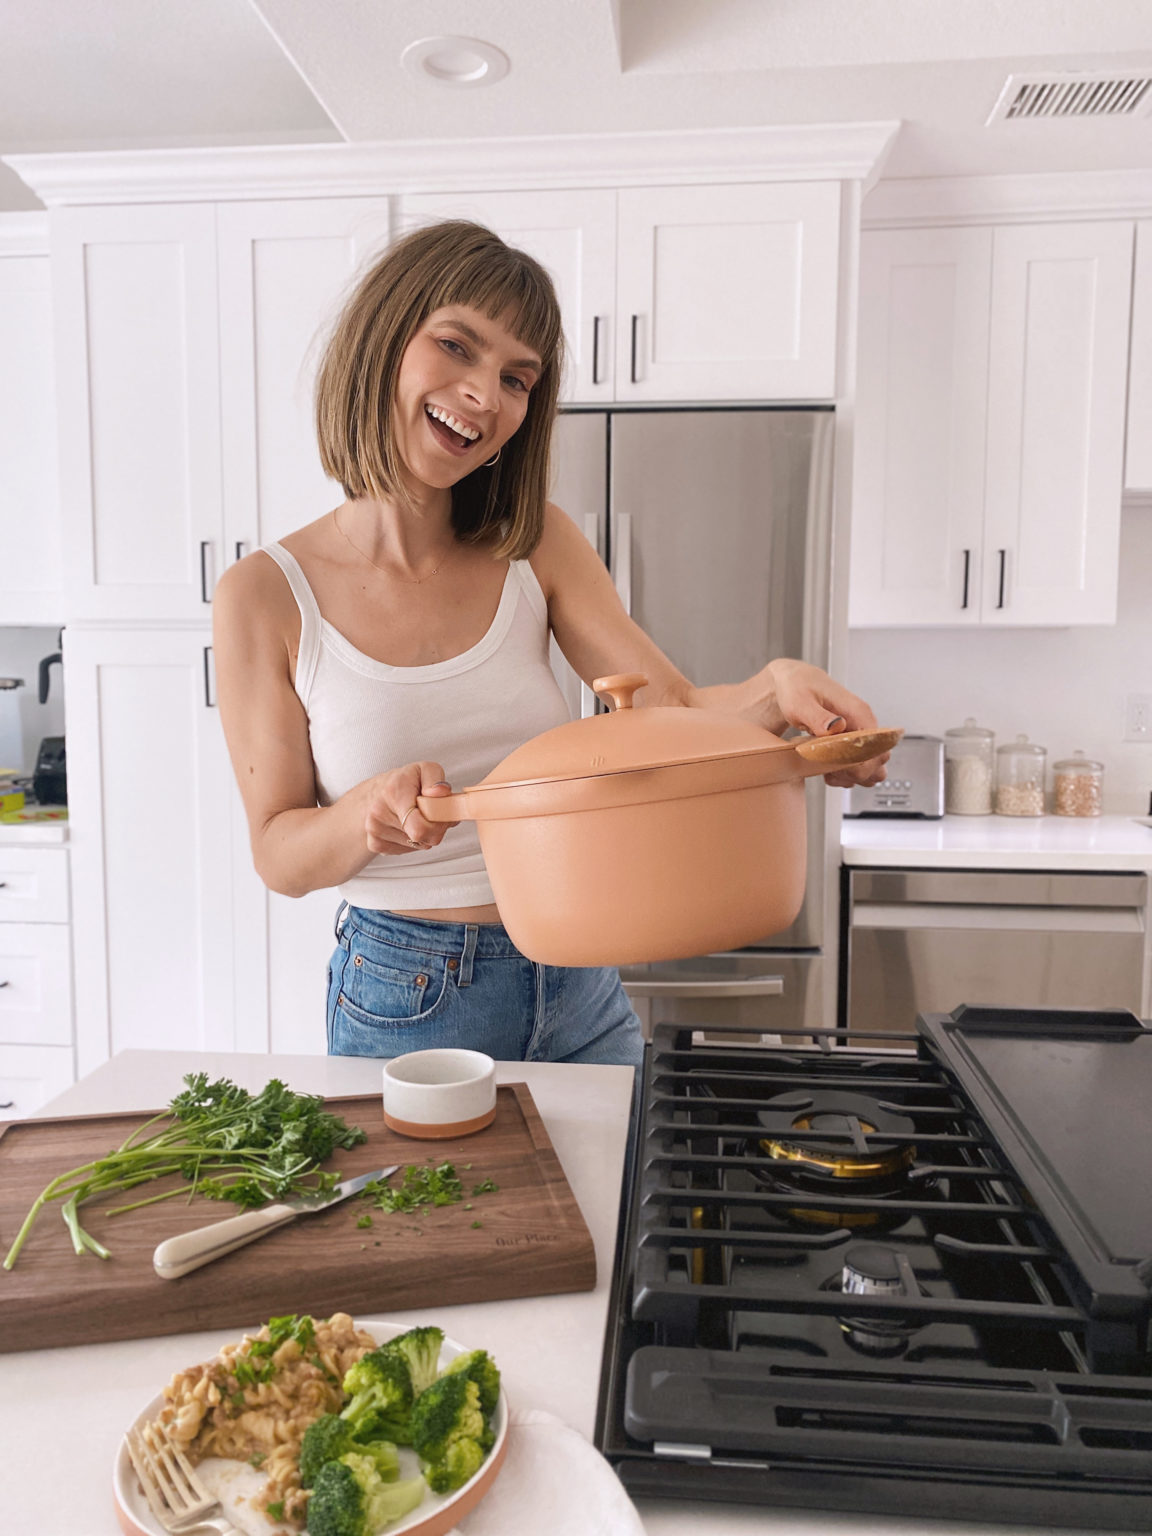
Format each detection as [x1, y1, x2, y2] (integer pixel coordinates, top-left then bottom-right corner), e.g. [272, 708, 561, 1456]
[0, 925, 73, 1045]
[0, 848, 70, 923]
[0, 1043, 75, 1120]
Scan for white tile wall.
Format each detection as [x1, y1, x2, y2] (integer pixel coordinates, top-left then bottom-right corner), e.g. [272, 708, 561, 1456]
[843, 506, 1152, 814]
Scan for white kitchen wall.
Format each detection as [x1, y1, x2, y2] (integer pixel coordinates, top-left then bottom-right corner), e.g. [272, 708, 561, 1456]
[0, 625, 65, 775]
[842, 504, 1152, 814]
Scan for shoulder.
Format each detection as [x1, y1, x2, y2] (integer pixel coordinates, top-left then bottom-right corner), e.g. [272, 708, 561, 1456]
[213, 547, 300, 661]
[527, 502, 598, 603]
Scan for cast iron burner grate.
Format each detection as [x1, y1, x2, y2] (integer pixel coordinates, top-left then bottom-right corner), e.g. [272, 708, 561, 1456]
[595, 1011, 1152, 1531]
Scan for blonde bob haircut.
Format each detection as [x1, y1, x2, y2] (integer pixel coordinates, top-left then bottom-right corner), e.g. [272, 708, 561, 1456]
[315, 219, 565, 562]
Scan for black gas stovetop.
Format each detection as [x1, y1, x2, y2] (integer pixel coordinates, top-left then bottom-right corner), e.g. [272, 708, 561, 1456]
[595, 1006, 1152, 1530]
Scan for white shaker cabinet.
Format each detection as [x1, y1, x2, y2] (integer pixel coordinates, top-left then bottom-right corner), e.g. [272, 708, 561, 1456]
[52, 198, 392, 621]
[401, 183, 840, 403]
[399, 190, 617, 404]
[53, 205, 224, 621]
[217, 198, 392, 552]
[615, 182, 840, 402]
[1126, 220, 1152, 494]
[0, 842, 74, 1115]
[850, 220, 1133, 627]
[0, 217, 63, 624]
[65, 626, 237, 1074]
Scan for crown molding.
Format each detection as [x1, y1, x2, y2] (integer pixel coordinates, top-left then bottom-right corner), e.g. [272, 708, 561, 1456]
[864, 168, 1152, 227]
[4, 122, 900, 207]
[0, 211, 50, 255]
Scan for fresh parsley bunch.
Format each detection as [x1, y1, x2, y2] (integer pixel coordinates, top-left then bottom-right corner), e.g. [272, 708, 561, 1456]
[2, 1074, 366, 1268]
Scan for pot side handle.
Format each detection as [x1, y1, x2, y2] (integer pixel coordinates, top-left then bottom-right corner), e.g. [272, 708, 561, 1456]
[415, 791, 471, 823]
[792, 726, 903, 772]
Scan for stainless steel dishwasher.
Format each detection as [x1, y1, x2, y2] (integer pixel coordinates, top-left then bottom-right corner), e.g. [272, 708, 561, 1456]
[842, 868, 1148, 1043]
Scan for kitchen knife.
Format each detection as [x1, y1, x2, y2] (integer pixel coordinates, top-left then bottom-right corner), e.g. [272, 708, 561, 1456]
[153, 1165, 400, 1280]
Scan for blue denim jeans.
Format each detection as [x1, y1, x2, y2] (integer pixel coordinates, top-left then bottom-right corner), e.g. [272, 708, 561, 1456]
[326, 905, 644, 1068]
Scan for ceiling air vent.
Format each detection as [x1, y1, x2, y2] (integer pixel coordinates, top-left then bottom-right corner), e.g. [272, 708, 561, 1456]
[987, 70, 1152, 125]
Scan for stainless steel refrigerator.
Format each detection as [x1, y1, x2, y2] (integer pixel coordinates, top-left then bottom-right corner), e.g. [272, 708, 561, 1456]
[549, 406, 836, 1038]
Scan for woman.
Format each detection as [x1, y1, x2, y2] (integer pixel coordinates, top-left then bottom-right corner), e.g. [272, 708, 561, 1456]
[213, 220, 887, 1069]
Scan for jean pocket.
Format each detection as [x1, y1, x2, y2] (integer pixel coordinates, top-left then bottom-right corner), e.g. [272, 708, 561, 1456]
[337, 935, 452, 1028]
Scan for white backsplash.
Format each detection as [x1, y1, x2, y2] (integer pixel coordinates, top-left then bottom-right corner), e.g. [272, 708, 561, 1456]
[0, 625, 66, 777]
[843, 506, 1152, 815]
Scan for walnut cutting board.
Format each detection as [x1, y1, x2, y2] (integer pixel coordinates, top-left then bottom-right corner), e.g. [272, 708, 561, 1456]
[0, 1084, 595, 1353]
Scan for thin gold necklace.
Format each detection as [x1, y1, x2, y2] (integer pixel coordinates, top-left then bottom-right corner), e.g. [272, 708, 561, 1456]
[332, 509, 456, 585]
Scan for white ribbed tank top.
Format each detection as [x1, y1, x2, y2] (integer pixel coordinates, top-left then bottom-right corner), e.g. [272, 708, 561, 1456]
[261, 543, 572, 911]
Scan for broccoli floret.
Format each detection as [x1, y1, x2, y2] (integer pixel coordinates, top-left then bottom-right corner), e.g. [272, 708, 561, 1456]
[410, 1373, 489, 1494]
[423, 1438, 486, 1494]
[441, 1348, 501, 1419]
[340, 1348, 415, 1445]
[300, 1414, 357, 1488]
[306, 1454, 423, 1536]
[300, 1414, 401, 1489]
[383, 1325, 444, 1397]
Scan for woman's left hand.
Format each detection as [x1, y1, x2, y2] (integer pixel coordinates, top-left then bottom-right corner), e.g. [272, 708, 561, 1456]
[754, 659, 891, 789]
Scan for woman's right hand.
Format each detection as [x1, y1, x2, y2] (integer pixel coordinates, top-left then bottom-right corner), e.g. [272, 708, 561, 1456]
[364, 762, 458, 856]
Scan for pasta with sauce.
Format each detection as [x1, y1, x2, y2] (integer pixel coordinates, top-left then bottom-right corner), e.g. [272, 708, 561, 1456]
[153, 1312, 376, 1526]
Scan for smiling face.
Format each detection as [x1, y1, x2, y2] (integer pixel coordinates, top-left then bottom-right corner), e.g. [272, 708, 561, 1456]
[392, 305, 542, 493]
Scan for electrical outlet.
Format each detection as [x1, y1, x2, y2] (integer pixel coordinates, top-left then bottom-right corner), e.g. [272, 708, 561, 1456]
[1124, 693, 1152, 741]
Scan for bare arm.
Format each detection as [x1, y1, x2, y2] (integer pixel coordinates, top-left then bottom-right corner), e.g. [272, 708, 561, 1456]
[212, 553, 453, 898]
[531, 503, 888, 788]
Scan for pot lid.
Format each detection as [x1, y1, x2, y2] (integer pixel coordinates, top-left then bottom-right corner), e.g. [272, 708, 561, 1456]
[470, 672, 785, 791]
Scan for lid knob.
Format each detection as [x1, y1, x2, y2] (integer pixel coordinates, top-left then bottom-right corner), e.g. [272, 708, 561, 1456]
[592, 673, 648, 712]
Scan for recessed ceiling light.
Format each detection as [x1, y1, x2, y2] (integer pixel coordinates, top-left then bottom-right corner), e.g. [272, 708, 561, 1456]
[401, 36, 510, 88]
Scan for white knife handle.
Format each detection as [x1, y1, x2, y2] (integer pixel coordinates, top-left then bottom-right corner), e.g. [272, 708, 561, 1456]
[153, 1203, 298, 1280]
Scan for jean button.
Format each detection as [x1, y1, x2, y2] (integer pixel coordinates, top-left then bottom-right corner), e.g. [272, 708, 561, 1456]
[416, 973, 428, 987]
[447, 958, 459, 971]
[353, 955, 363, 967]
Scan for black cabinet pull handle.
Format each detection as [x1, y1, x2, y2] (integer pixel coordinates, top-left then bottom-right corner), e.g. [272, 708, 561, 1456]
[592, 315, 603, 386]
[203, 645, 216, 708]
[997, 548, 1007, 609]
[199, 541, 213, 604]
[0, 979, 9, 988]
[630, 314, 640, 384]
[961, 548, 971, 609]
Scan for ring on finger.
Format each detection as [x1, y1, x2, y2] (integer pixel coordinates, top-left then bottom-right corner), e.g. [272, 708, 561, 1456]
[399, 804, 420, 834]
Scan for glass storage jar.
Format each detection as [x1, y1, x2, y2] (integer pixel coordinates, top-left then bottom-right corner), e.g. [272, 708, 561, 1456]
[995, 735, 1046, 817]
[1053, 751, 1104, 817]
[944, 718, 995, 815]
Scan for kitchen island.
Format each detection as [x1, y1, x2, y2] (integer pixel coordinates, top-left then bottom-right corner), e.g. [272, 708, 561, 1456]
[0, 1049, 1116, 1536]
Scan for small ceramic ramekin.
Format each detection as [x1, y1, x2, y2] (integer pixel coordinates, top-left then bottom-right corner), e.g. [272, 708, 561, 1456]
[382, 1048, 497, 1139]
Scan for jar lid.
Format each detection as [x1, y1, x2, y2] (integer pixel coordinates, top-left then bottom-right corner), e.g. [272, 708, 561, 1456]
[996, 733, 1045, 758]
[945, 717, 993, 739]
[1054, 749, 1104, 773]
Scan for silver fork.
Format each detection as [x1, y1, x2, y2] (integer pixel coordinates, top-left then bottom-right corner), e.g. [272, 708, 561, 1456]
[125, 1422, 242, 1535]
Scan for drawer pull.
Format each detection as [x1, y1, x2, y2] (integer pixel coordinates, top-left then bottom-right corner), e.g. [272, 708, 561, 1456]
[0, 980, 8, 989]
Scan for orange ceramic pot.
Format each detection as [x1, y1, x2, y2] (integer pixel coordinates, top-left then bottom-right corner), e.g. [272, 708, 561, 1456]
[417, 673, 900, 967]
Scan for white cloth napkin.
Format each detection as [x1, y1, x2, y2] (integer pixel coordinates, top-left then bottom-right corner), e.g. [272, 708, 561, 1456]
[452, 1408, 646, 1536]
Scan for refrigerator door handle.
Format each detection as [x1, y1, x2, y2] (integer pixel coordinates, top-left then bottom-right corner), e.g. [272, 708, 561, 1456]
[580, 512, 601, 717]
[614, 512, 633, 615]
[622, 977, 784, 998]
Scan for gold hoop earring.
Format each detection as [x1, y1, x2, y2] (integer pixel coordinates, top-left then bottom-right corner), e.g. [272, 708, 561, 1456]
[484, 447, 501, 468]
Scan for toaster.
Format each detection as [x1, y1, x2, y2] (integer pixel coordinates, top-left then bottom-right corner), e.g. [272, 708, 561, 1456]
[844, 733, 944, 818]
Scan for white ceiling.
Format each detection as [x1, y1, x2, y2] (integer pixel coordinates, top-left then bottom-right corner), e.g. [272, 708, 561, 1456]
[2, 0, 1152, 211]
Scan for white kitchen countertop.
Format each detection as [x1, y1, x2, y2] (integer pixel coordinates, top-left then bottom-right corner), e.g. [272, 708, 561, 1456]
[842, 812, 1152, 870]
[0, 1049, 1112, 1536]
[0, 817, 68, 843]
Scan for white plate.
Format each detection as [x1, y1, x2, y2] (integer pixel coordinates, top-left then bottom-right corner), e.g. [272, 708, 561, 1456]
[113, 1319, 508, 1536]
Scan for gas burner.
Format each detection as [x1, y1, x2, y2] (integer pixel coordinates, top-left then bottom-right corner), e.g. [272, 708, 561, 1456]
[749, 1090, 920, 1229]
[836, 1241, 923, 1357]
